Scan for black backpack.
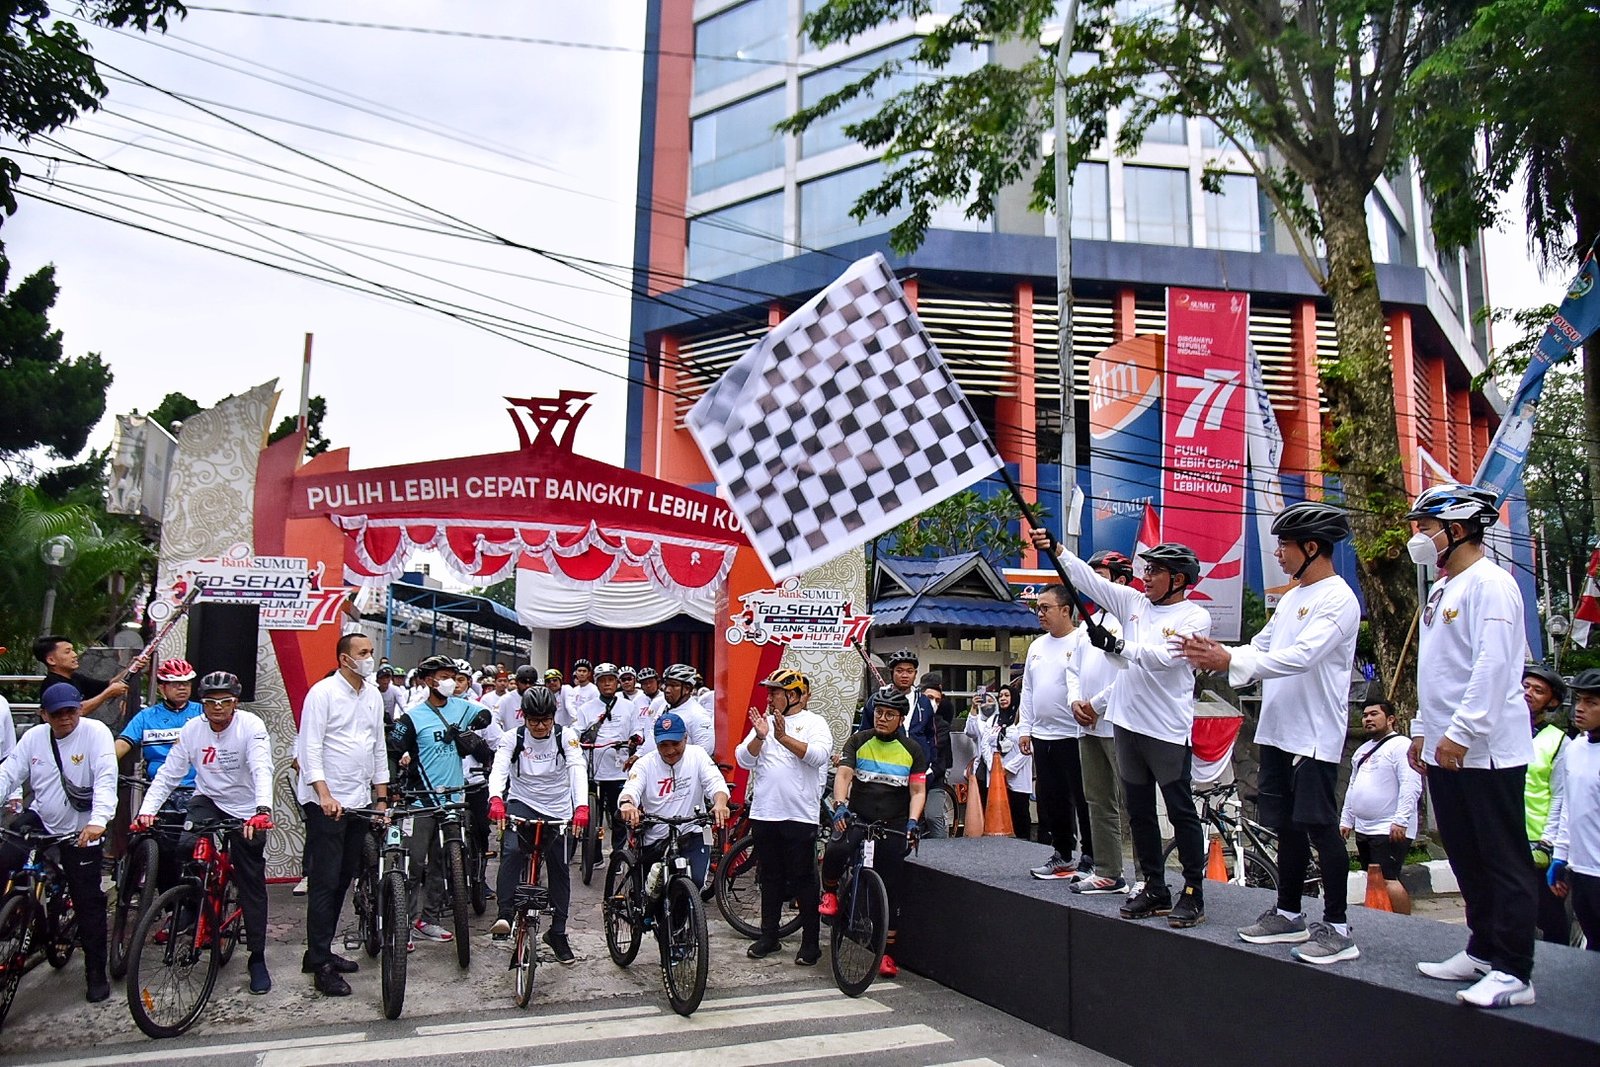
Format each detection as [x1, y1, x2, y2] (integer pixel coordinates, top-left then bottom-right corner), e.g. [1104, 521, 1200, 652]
[511, 723, 566, 765]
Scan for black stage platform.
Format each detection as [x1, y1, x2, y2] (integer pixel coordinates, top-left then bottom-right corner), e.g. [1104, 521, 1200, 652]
[896, 837, 1600, 1067]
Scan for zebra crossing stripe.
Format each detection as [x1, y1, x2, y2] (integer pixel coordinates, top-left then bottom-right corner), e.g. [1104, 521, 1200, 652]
[540, 1023, 952, 1067]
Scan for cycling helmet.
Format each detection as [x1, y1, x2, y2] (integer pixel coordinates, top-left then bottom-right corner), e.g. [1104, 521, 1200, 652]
[417, 653, 456, 675]
[514, 665, 539, 685]
[662, 663, 699, 685]
[1406, 483, 1499, 531]
[1569, 668, 1600, 695]
[544, 667, 563, 681]
[572, 658, 593, 670]
[871, 686, 910, 716]
[618, 665, 637, 679]
[156, 657, 197, 683]
[521, 686, 558, 718]
[197, 670, 241, 697]
[1271, 501, 1352, 545]
[883, 649, 919, 669]
[1523, 664, 1568, 706]
[759, 668, 809, 693]
[1086, 550, 1135, 582]
[1138, 542, 1202, 583]
[636, 667, 658, 682]
[453, 658, 473, 675]
[377, 663, 398, 678]
[593, 662, 620, 680]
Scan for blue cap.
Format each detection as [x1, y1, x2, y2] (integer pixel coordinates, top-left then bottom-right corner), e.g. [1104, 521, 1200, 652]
[40, 683, 84, 714]
[654, 712, 688, 742]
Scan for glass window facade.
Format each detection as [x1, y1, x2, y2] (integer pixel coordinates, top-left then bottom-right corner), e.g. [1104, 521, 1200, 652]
[691, 90, 785, 194]
[1071, 161, 1110, 240]
[1137, 76, 1187, 145]
[687, 193, 785, 279]
[1204, 173, 1261, 252]
[1124, 165, 1190, 246]
[800, 162, 892, 249]
[694, 0, 788, 95]
[799, 40, 984, 158]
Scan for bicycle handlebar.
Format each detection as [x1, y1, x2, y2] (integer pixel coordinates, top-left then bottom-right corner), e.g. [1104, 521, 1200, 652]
[637, 812, 710, 829]
[503, 814, 571, 834]
[0, 827, 79, 847]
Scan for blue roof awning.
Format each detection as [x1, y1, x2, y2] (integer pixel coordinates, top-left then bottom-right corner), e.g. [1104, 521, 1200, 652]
[389, 582, 527, 638]
[873, 594, 1042, 630]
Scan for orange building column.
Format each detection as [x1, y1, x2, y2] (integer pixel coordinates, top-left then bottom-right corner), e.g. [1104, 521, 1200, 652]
[1388, 310, 1422, 495]
[1424, 352, 1449, 474]
[1282, 299, 1324, 492]
[1112, 286, 1137, 342]
[997, 283, 1039, 565]
[1449, 383, 1473, 480]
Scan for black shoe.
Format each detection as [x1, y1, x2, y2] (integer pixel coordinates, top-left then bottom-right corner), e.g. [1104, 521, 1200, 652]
[1119, 885, 1172, 920]
[313, 963, 352, 997]
[86, 975, 111, 1003]
[543, 930, 575, 965]
[1168, 885, 1205, 928]
[746, 938, 784, 959]
[301, 953, 359, 974]
[795, 946, 820, 967]
[249, 954, 272, 995]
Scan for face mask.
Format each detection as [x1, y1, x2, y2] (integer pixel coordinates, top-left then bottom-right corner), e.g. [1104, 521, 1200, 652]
[433, 678, 457, 698]
[348, 655, 377, 678]
[1406, 532, 1438, 566]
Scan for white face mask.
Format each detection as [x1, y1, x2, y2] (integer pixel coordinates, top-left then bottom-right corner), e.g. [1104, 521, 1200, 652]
[348, 655, 377, 678]
[433, 678, 457, 698]
[1406, 531, 1439, 566]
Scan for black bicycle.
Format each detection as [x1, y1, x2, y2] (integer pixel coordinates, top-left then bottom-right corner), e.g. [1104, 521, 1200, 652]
[346, 804, 412, 1019]
[828, 819, 910, 998]
[602, 813, 710, 1017]
[407, 789, 474, 967]
[502, 814, 569, 1008]
[0, 828, 80, 1032]
[578, 740, 630, 886]
[109, 774, 183, 980]
[1160, 781, 1321, 896]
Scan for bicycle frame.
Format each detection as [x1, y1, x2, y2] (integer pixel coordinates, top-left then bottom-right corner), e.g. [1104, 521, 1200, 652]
[1193, 784, 1287, 887]
[181, 825, 242, 951]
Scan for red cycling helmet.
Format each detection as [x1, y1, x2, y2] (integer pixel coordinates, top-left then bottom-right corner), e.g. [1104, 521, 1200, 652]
[156, 657, 197, 683]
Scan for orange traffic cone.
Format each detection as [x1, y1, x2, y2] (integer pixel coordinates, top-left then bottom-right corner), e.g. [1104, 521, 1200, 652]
[1363, 864, 1394, 912]
[1205, 836, 1228, 882]
[983, 748, 1015, 837]
[963, 771, 984, 838]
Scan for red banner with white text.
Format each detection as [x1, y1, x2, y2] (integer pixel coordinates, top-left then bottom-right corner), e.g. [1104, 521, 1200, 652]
[1162, 288, 1249, 640]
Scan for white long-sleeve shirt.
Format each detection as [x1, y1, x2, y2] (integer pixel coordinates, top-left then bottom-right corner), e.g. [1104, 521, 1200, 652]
[1416, 558, 1532, 769]
[294, 672, 389, 808]
[1551, 734, 1600, 877]
[1339, 733, 1422, 836]
[143, 711, 274, 819]
[1073, 612, 1123, 739]
[638, 698, 716, 759]
[1228, 576, 1360, 762]
[1019, 630, 1083, 741]
[0, 720, 118, 833]
[489, 724, 586, 819]
[575, 694, 636, 781]
[620, 746, 729, 846]
[965, 709, 1033, 792]
[735, 709, 832, 823]
[559, 683, 597, 729]
[1063, 552, 1212, 745]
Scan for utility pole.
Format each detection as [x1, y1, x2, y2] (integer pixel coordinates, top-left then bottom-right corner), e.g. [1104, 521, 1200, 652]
[298, 333, 314, 433]
[1053, 0, 1082, 553]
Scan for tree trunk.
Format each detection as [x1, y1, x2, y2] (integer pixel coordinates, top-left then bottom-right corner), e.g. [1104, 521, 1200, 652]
[1311, 173, 1419, 710]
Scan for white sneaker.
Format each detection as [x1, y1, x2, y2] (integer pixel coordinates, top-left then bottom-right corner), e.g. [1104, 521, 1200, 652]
[1456, 970, 1535, 1009]
[490, 918, 511, 940]
[413, 920, 453, 942]
[292, 877, 309, 896]
[1417, 949, 1490, 981]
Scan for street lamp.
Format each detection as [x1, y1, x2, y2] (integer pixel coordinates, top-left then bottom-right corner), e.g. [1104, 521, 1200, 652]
[1547, 613, 1570, 672]
[39, 534, 78, 633]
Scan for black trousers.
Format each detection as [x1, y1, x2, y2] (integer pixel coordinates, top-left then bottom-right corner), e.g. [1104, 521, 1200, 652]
[0, 810, 108, 985]
[1258, 747, 1348, 924]
[465, 785, 491, 859]
[152, 788, 193, 893]
[974, 776, 1033, 840]
[1033, 737, 1091, 860]
[495, 800, 572, 934]
[1116, 726, 1204, 895]
[301, 802, 370, 969]
[597, 780, 626, 849]
[184, 795, 268, 956]
[750, 819, 819, 950]
[1571, 871, 1600, 951]
[1533, 855, 1572, 944]
[822, 823, 907, 937]
[1428, 766, 1537, 981]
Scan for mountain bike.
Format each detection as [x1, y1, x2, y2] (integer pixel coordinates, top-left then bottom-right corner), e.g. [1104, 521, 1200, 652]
[346, 805, 411, 1019]
[0, 828, 81, 1032]
[109, 775, 187, 980]
[408, 789, 474, 967]
[126, 818, 246, 1039]
[577, 740, 630, 887]
[502, 814, 569, 1008]
[1160, 781, 1321, 896]
[602, 813, 710, 1016]
[828, 819, 911, 998]
[713, 797, 829, 940]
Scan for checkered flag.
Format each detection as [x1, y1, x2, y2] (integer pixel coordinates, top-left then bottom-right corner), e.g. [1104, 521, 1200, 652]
[687, 253, 1003, 579]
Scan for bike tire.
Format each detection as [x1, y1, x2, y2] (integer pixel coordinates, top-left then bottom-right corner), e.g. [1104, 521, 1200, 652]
[603, 851, 641, 967]
[829, 866, 888, 998]
[471, 846, 489, 916]
[359, 834, 382, 958]
[581, 793, 601, 886]
[127, 884, 218, 1039]
[0, 895, 34, 1032]
[511, 913, 539, 1008]
[714, 834, 762, 939]
[1160, 839, 1279, 890]
[939, 783, 961, 836]
[43, 879, 77, 969]
[215, 879, 241, 966]
[111, 835, 160, 979]
[660, 876, 709, 1017]
[380, 870, 408, 1020]
[445, 839, 472, 968]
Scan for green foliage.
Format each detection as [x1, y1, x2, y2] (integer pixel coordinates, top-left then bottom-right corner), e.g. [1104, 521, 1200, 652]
[476, 577, 516, 610]
[269, 395, 331, 457]
[141, 391, 205, 435]
[878, 489, 1039, 566]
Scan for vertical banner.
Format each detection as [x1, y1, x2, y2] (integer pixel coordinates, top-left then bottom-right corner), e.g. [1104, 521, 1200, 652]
[1243, 342, 1294, 607]
[1088, 335, 1165, 557]
[1163, 288, 1249, 640]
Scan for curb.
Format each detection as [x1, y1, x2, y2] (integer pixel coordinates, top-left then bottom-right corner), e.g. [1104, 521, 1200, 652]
[1345, 859, 1458, 901]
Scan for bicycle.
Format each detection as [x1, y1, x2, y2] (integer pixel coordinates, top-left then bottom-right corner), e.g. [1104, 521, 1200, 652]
[577, 739, 630, 887]
[405, 789, 475, 968]
[713, 797, 829, 941]
[827, 819, 910, 998]
[109, 773, 178, 980]
[345, 805, 410, 1019]
[501, 814, 569, 1008]
[1159, 781, 1321, 896]
[602, 813, 711, 1017]
[125, 818, 246, 1039]
[0, 828, 81, 1032]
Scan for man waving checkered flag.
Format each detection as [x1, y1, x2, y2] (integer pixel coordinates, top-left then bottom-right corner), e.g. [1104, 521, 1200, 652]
[687, 253, 1003, 579]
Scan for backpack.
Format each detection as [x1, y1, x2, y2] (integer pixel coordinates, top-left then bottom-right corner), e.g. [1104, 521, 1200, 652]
[511, 723, 566, 766]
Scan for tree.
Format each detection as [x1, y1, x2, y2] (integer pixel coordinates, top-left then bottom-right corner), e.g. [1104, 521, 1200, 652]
[269, 395, 331, 457]
[788, 0, 1487, 694]
[1, 1, 186, 220]
[880, 489, 1043, 568]
[142, 391, 205, 436]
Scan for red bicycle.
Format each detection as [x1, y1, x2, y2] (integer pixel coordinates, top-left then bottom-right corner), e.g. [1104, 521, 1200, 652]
[125, 818, 245, 1038]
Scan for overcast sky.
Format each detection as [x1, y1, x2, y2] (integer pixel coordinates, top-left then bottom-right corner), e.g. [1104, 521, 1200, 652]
[2, 2, 1572, 482]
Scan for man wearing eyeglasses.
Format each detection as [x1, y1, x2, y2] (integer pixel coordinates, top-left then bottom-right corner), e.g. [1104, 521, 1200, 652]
[1018, 586, 1092, 880]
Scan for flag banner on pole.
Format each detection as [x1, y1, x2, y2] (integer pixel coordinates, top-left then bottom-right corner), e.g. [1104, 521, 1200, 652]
[1476, 252, 1600, 501]
[1571, 548, 1600, 648]
[1244, 342, 1294, 607]
[1131, 500, 1161, 594]
[686, 253, 1004, 579]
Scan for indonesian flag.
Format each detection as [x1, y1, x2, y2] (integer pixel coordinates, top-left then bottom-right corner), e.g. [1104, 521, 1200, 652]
[1572, 548, 1600, 647]
[1130, 501, 1161, 594]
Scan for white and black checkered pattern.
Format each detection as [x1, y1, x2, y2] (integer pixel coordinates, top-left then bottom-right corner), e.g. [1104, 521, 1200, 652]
[688, 253, 1002, 578]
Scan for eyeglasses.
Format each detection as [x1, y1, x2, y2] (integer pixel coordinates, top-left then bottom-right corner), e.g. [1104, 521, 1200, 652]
[1141, 566, 1168, 578]
[1034, 603, 1061, 614]
[201, 697, 238, 710]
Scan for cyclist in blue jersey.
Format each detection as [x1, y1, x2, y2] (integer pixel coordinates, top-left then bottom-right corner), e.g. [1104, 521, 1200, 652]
[390, 653, 493, 943]
[115, 657, 204, 891]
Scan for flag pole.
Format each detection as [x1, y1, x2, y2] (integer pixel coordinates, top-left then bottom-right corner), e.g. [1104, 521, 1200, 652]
[997, 466, 1117, 652]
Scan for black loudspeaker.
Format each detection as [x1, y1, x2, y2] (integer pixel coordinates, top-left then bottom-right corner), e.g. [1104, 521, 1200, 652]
[185, 603, 260, 703]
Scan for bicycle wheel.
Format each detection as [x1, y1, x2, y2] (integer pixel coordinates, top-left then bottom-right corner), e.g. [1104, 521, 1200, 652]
[380, 870, 408, 1020]
[0, 895, 34, 1032]
[471, 843, 489, 916]
[127, 884, 218, 1039]
[659, 876, 709, 1017]
[215, 880, 241, 966]
[943, 783, 963, 836]
[511, 912, 539, 1008]
[111, 836, 160, 979]
[357, 834, 381, 958]
[445, 838, 471, 968]
[1160, 839, 1278, 890]
[713, 834, 763, 939]
[581, 791, 601, 886]
[603, 851, 641, 966]
[43, 879, 77, 969]
[829, 866, 888, 998]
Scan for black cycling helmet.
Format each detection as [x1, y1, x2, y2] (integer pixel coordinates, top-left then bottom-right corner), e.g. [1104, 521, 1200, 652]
[197, 670, 241, 697]
[417, 653, 456, 675]
[871, 686, 910, 717]
[1523, 664, 1568, 706]
[1272, 501, 1352, 545]
[572, 658, 593, 670]
[514, 665, 539, 685]
[521, 686, 558, 719]
[1406, 483, 1499, 531]
[1569, 668, 1600, 695]
[1086, 550, 1135, 582]
[1139, 542, 1202, 583]
[883, 649, 918, 669]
